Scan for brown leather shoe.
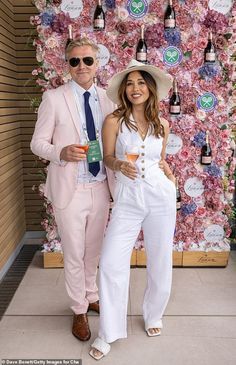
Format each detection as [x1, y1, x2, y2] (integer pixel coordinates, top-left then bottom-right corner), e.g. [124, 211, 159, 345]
[88, 300, 100, 314]
[72, 313, 91, 341]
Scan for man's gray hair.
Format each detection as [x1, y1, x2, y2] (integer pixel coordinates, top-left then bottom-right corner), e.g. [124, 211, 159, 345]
[65, 37, 99, 60]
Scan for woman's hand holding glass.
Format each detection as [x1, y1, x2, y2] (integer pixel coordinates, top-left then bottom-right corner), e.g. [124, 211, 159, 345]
[120, 145, 139, 180]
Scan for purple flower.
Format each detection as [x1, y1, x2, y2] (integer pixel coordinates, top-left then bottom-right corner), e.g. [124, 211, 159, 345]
[193, 131, 206, 148]
[204, 164, 222, 178]
[146, 23, 164, 48]
[105, 0, 115, 9]
[181, 203, 197, 216]
[164, 28, 181, 47]
[41, 11, 55, 27]
[203, 10, 228, 33]
[51, 12, 71, 34]
[198, 64, 219, 80]
[51, 0, 61, 5]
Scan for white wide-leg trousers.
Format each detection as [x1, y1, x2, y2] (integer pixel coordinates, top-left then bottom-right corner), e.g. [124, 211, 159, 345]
[98, 180, 176, 343]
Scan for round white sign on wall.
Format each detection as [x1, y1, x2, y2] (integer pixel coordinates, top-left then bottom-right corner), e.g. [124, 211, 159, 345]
[208, 0, 232, 15]
[204, 224, 225, 243]
[61, 0, 83, 18]
[97, 44, 110, 67]
[166, 133, 183, 155]
[184, 177, 204, 198]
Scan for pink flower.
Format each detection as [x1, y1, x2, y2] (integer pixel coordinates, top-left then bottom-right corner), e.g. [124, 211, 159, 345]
[50, 76, 64, 88]
[179, 148, 191, 161]
[196, 207, 207, 217]
[215, 34, 228, 50]
[46, 227, 58, 241]
[217, 52, 229, 63]
[115, 22, 129, 34]
[193, 23, 201, 34]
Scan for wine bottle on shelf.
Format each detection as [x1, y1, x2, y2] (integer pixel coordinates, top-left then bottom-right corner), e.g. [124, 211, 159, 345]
[176, 178, 181, 211]
[136, 25, 147, 64]
[169, 78, 181, 115]
[65, 25, 73, 49]
[201, 130, 212, 165]
[204, 31, 216, 63]
[93, 0, 105, 31]
[164, 0, 176, 29]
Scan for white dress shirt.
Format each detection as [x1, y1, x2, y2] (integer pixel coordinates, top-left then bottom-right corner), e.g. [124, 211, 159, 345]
[71, 80, 106, 183]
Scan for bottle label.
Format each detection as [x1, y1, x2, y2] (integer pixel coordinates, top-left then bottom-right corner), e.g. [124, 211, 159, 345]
[94, 19, 104, 28]
[201, 156, 212, 164]
[176, 201, 181, 210]
[205, 52, 215, 61]
[170, 105, 181, 113]
[165, 19, 175, 28]
[137, 52, 147, 61]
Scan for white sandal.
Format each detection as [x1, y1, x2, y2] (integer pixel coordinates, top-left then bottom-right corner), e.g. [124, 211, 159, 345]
[146, 328, 161, 337]
[89, 337, 111, 360]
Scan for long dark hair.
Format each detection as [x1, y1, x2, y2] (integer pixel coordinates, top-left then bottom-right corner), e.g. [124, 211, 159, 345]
[113, 70, 164, 138]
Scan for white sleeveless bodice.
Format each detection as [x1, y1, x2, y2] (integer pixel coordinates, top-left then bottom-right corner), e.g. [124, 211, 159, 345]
[115, 121, 167, 187]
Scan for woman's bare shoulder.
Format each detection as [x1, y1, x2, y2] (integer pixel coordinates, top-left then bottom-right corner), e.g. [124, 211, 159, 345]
[103, 113, 120, 128]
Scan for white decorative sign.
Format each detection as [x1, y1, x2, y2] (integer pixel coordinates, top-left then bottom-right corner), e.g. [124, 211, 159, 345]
[166, 133, 183, 155]
[61, 0, 83, 18]
[97, 44, 110, 67]
[184, 177, 204, 198]
[209, 0, 233, 15]
[204, 224, 225, 243]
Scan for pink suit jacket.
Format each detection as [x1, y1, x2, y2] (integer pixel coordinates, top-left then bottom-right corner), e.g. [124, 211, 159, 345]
[30, 82, 116, 209]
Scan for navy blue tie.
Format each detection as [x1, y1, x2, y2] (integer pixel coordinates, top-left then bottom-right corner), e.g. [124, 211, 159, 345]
[83, 91, 100, 177]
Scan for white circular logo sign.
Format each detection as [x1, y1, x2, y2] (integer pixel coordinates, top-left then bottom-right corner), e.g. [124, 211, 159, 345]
[97, 44, 110, 67]
[166, 133, 183, 155]
[209, 0, 233, 15]
[204, 224, 225, 243]
[184, 177, 204, 198]
[61, 0, 83, 18]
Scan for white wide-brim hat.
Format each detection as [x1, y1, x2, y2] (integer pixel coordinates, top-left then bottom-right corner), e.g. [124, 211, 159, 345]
[106, 59, 173, 104]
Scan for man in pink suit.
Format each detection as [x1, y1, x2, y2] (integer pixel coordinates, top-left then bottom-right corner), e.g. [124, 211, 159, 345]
[31, 38, 115, 341]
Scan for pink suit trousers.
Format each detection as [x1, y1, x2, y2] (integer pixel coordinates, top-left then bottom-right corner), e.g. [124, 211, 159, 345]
[53, 180, 111, 314]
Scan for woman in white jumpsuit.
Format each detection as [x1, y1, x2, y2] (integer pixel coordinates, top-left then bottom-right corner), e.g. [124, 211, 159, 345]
[90, 60, 176, 360]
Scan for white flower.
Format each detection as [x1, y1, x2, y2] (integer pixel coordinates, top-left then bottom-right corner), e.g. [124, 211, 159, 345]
[144, 13, 157, 25]
[44, 70, 52, 80]
[54, 242, 62, 252]
[62, 73, 72, 83]
[38, 183, 45, 194]
[196, 109, 206, 121]
[34, 0, 47, 11]
[45, 36, 59, 49]
[117, 7, 129, 21]
[181, 31, 190, 43]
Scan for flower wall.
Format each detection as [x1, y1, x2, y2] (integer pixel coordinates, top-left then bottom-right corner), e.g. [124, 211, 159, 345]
[31, 0, 236, 253]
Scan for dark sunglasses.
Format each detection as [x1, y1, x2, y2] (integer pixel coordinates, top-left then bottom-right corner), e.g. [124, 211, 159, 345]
[69, 57, 95, 67]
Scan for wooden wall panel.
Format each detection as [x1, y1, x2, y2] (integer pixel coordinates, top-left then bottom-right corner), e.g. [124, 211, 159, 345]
[0, 0, 41, 270]
[13, 0, 43, 232]
[0, 0, 25, 270]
